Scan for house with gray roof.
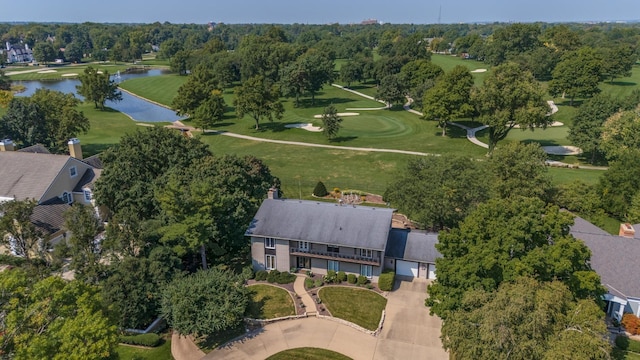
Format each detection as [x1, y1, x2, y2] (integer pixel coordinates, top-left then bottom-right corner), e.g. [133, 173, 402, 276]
[385, 228, 440, 279]
[246, 192, 440, 282]
[571, 217, 640, 321]
[0, 139, 101, 252]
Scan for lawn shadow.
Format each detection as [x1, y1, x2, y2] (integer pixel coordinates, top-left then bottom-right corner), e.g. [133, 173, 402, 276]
[197, 325, 249, 352]
[607, 81, 637, 87]
[245, 294, 269, 319]
[330, 136, 358, 143]
[444, 125, 468, 139]
[296, 96, 355, 109]
[520, 139, 561, 147]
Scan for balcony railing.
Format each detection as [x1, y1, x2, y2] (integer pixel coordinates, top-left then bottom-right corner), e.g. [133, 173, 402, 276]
[290, 248, 380, 266]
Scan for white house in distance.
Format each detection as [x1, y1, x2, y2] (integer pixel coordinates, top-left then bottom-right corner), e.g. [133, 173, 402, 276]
[3, 41, 34, 64]
[246, 190, 440, 282]
[571, 217, 640, 321]
[0, 138, 101, 249]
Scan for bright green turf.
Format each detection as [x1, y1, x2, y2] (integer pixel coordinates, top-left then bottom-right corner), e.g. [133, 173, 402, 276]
[118, 74, 187, 107]
[5, 63, 135, 81]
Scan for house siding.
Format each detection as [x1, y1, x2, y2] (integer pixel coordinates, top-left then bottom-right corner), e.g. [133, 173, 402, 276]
[275, 239, 290, 272]
[251, 237, 266, 271]
[41, 159, 92, 203]
[628, 298, 640, 317]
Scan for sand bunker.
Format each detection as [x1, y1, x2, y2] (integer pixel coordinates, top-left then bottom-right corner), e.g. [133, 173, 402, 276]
[471, 69, 487, 73]
[37, 69, 57, 74]
[285, 123, 322, 132]
[136, 123, 155, 127]
[543, 145, 582, 156]
[513, 121, 564, 128]
[313, 112, 359, 118]
[62, 73, 78, 77]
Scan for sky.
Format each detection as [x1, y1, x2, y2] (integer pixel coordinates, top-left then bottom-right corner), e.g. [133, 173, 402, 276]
[1, 0, 639, 24]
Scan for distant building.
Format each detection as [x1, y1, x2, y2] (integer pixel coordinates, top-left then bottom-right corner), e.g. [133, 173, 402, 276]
[4, 42, 34, 64]
[361, 19, 379, 25]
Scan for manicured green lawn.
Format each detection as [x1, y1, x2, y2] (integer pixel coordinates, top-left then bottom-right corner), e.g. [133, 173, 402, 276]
[116, 339, 172, 360]
[118, 74, 187, 107]
[319, 287, 387, 331]
[246, 284, 295, 319]
[547, 167, 604, 186]
[266, 347, 352, 360]
[431, 53, 489, 86]
[6, 63, 134, 81]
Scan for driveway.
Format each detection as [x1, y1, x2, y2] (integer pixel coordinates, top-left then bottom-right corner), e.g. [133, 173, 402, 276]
[202, 277, 447, 360]
[375, 277, 448, 359]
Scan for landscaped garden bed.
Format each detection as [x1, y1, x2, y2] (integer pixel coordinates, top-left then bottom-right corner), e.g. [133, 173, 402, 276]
[318, 287, 387, 331]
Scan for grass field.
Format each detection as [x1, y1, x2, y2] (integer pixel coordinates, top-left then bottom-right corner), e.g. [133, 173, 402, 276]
[319, 287, 387, 331]
[246, 284, 295, 319]
[118, 74, 187, 106]
[5, 63, 135, 81]
[116, 339, 172, 360]
[266, 348, 352, 360]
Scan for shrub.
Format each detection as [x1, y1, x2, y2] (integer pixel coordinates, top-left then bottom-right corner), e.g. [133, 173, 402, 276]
[267, 270, 280, 283]
[0, 254, 26, 267]
[324, 270, 337, 284]
[313, 181, 329, 197]
[622, 313, 640, 335]
[119, 333, 162, 347]
[616, 335, 640, 353]
[241, 266, 254, 281]
[304, 278, 314, 289]
[357, 275, 368, 286]
[255, 270, 268, 281]
[337, 271, 347, 283]
[314, 279, 324, 288]
[347, 274, 357, 284]
[378, 271, 395, 291]
[276, 271, 296, 284]
[306, 270, 313, 277]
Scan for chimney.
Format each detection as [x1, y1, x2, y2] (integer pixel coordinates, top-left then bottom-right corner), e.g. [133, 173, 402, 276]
[68, 138, 83, 159]
[0, 139, 15, 152]
[619, 223, 636, 238]
[267, 187, 279, 200]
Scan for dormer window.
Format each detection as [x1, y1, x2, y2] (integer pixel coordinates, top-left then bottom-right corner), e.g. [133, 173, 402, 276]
[69, 166, 77, 178]
[61, 192, 73, 204]
[83, 189, 92, 202]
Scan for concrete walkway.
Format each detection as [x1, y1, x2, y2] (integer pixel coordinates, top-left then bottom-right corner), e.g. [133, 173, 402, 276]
[172, 332, 206, 360]
[293, 275, 317, 314]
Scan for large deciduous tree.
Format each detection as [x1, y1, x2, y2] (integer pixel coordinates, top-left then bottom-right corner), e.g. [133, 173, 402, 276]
[548, 47, 603, 106]
[76, 66, 122, 110]
[234, 75, 284, 130]
[442, 277, 611, 359]
[375, 74, 407, 107]
[600, 44, 637, 83]
[427, 197, 604, 319]
[32, 42, 56, 65]
[0, 199, 49, 261]
[384, 155, 490, 230]
[64, 204, 103, 284]
[600, 105, 640, 161]
[597, 152, 640, 219]
[422, 65, 474, 136]
[161, 268, 249, 337]
[484, 23, 541, 65]
[473, 62, 550, 153]
[568, 94, 622, 164]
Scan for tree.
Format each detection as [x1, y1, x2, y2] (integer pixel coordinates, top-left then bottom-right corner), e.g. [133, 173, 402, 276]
[32, 42, 56, 65]
[385, 155, 490, 230]
[600, 106, 640, 160]
[192, 89, 226, 133]
[597, 153, 640, 219]
[298, 51, 334, 105]
[442, 277, 610, 359]
[321, 104, 342, 140]
[473, 62, 550, 153]
[313, 181, 329, 197]
[339, 60, 363, 87]
[234, 75, 284, 130]
[64, 40, 84, 63]
[600, 44, 637, 83]
[94, 127, 211, 220]
[0, 199, 49, 261]
[172, 63, 221, 117]
[426, 197, 605, 319]
[0, 270, 118, 359]
[568, 94, 621, 164]
[548, 47, 603, 105]
[0, 90, 12, 108]
[64, 204, 103, 284]
[488, 142, 553, 202]
[484, 23, 541, 65]
[0, 97, 46, 147]
[76, 66, 122, 110]
[375, 74, 406, 107]
[161, 268, 249, 337]
[0, 70, 11, 91]
[422, 65, 474, 136]
[170, 49, 191, 75]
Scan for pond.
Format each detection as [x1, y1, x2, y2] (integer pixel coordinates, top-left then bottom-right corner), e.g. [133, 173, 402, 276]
[14, 69, 184, 123]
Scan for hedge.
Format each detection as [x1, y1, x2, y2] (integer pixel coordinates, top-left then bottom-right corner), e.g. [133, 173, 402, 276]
[616, 335, 640, 354]
[120, 333, 162, 347]
[255, 270, 268, 281]
[357, 275, 368, 286]
[347, 274, 357, 284]
[378, 271, 395, 291]
[337, 271, 347, 282]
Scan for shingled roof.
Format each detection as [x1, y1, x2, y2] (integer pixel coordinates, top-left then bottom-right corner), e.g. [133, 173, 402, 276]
[385, 228, 441, 263]
[571, 216, 640, 299]
[0, 152, 72, 202]
[30, 198, 71, 235]
[246, 199, 394, 251]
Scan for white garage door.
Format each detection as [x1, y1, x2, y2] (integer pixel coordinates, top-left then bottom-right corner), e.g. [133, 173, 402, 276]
[396, 260, 419, 277]
[428, 263, 436, 279]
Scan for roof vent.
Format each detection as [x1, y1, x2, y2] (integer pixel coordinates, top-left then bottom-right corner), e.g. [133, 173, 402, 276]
[619, 223, 636, 238]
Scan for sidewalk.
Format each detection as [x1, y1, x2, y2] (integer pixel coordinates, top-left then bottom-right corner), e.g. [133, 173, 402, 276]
[293, 274, 318, 314]
[171, 332, 205, 360]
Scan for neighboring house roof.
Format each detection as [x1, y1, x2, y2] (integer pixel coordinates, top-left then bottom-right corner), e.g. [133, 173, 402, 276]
[82, 154, 103, 169]
[73, 168, 102, 192]
[385, 228, 441, 263]
[571, 216, 640, 299]
[246, 199, 394, 251]
[30, 198, 71, 235]
[17, 144, 51, 154]
[0, 152, 72, 201]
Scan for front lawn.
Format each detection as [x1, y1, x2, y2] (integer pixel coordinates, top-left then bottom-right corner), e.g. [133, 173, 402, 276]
[246, 284, 296, 319]
[318, 287, 387, 331]
[266, 347, 352, 360]
[116, 339, 172, 360]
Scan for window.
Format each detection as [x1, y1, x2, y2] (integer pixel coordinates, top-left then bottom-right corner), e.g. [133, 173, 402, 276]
[265, 238, 275, 249]
[328, 260, 340, 272]
[327, 245, 339, 253]
[69, 166, 77, 178]
[83, 189, 92, 202]
[61, 192, 72, 204]
[361, 265, 373, 278]
[360, 248, 373, 258]
[298, 241, 309, 251]
[265, 255, 276, 270]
